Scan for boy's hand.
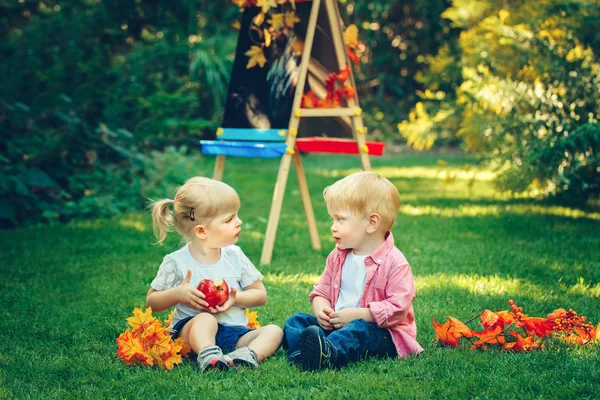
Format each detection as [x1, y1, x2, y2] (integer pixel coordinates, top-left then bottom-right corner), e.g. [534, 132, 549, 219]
[177, 270, 209, 310]
[317, 306, 334, 330]
[329, 309, 354, 329]
[213, 287, 238, 313]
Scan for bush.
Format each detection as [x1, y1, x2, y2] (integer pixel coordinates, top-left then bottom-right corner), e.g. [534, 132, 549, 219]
[398, 0, 600, 204]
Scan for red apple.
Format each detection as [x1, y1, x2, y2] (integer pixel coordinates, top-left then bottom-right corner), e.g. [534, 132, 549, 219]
[197, 279, 229, 308]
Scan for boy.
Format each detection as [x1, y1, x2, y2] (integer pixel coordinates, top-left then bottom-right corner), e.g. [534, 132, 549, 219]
[283, 171, 423, 370]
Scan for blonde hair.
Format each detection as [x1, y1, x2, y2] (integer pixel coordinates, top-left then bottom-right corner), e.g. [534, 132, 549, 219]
[323, 171, 400, 232]
[150, 177, 240, 245]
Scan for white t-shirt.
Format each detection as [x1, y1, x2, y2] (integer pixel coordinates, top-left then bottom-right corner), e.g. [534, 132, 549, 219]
[150, 243, 263, 328]
[335, 251, 367, 311]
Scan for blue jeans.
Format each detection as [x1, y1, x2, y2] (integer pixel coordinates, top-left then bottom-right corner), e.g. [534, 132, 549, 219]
[283, 312, 396, 366]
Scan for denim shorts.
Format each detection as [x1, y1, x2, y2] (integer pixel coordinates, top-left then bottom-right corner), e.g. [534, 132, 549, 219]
[171, 316, 253, 354]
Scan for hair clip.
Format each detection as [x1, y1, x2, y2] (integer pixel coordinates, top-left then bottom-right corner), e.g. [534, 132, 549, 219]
[189, 207, 195, 221]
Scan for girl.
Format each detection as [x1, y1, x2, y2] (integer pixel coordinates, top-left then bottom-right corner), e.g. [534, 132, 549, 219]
[147, 177, 283, 371]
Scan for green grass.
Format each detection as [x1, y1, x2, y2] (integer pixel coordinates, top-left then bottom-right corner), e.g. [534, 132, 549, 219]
[1, 153, 599, 399]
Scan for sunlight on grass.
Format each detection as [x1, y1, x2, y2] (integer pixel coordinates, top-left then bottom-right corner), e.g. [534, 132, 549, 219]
[315, 165, 495, 182]
[264, 272, 321, 285]
[118, 218, 147, 232]
[417, 273, 600, 301]
[417, 273, 547, 299]
[567, 278, 600, 298]
[399, 204, 600, 220]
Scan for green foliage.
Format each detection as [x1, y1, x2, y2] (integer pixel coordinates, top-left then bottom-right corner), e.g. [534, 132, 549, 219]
[399, 0, 600, 203]
[0, 0, 236, 226]
[342, 0, 456, 138]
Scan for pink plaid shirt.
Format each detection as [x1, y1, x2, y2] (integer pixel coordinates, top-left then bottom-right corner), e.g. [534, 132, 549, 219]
[309, 232, 424, 358]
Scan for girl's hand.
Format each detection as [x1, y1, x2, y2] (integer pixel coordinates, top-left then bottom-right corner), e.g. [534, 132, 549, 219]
[177, 270, 209, 310]
[317, 306, 334, 330]
[214, 287, 238, 313]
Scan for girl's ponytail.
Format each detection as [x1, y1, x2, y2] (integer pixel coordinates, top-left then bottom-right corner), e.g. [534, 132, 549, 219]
[151, 198, 175, 245]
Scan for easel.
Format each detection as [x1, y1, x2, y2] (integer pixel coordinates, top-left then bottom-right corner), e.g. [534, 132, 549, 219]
[210, 0, 373, 265]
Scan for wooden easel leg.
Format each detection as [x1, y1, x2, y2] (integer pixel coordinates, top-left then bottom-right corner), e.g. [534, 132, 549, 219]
[213, 155, 226, 181]
[293, 151, 321, 251]
[261, 153, 294, 265]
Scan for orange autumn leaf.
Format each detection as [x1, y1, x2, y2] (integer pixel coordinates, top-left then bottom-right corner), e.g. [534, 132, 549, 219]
[432, 317, 473, 347]
[284, 11, 300, 28]
[343, 24, 359, 49]
[268, 13, 284, 30]
[347, 47, 360, 64]
[547, 308, 567, 320]
[448, 317, 475, 338]
[301, 91, 320, 108]
[335, 66, 351, 83]
[117, 307, 188, 370]
[164, 310, 175, 327]
[495, 310, 516, 327]
[175, 336, 192, 358]
[574, 326, 595, 344]
[127, 307, 156, 333]
[337, 86, 356, 101]
[472, 325, 505, 348]
[246, 309, 262, 329]
[503, 331, 542, 352]
[596, 323, 600, 342]
[245, 46, 267, 69]
[432, 318, 461, 347]
[480, 310, 499, 328]
[519, 317, 554, 338]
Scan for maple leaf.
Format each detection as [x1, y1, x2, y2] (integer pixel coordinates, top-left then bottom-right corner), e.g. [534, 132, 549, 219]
[574, 326, 595, 344]
[480, 310, 499, 328]
[335, 66, 351, 83]
[432, 317, 473, 347]
[268, 13, 284, 30]
[127, 307, 156, 333]
[448, 317, 475, 338]
[344, 24, 359, 48]
[347, 47, 360, 64]
[472, 325, 505, 348]
[164, 310, 175, 327]
[232, 0, 246, 7]
[257, 0, 277, 13]
[337, 86, 355, 101]
[175, 337, 192, 358]
[301, 91, 320, 108]
[520, 317, 554, 338]
[503, 331, 542, 352]
[116, 329, 154, 365]
[245, 46, 267, 68]
[253, 12, 265, 27]
[246, 309, 262, 329]
[547, 308, 567, 320]
[432, 318, 461, 347]
[284, 11, 300, 28]
[264, 29, 272, 47]
[495, 310, 516, 327]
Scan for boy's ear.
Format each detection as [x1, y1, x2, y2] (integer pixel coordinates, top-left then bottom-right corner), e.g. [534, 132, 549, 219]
[366, 213, 381, 234]
[194, 224, 208, 239]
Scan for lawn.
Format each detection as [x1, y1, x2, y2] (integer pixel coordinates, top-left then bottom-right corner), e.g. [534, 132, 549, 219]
[1, 152, 599, 399]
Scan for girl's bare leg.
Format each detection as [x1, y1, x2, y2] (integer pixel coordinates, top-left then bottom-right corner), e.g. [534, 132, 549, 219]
[235, 324, 283, 361]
